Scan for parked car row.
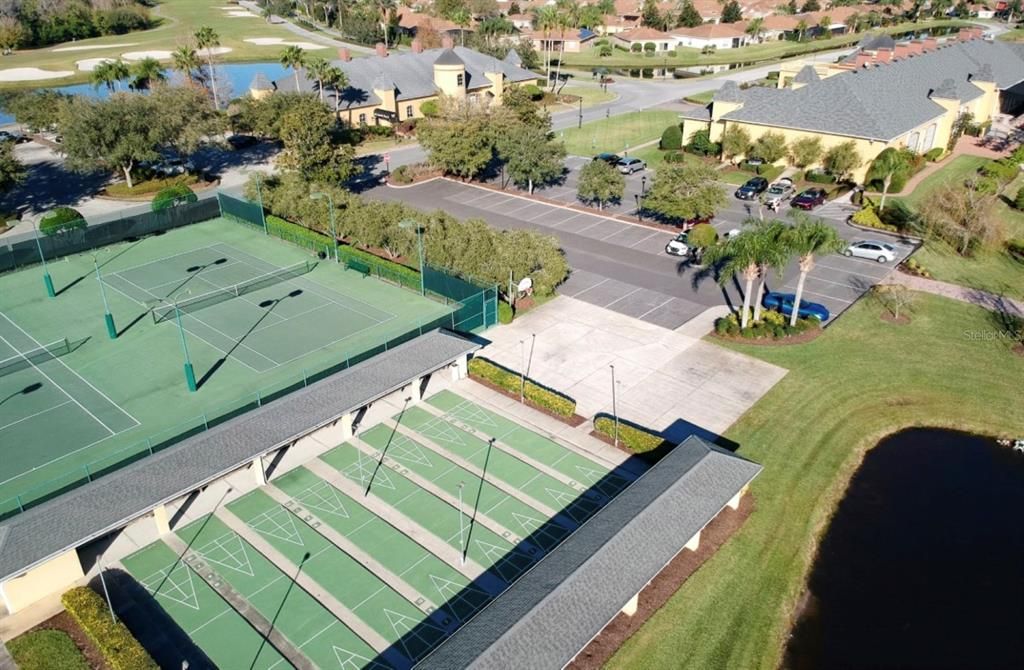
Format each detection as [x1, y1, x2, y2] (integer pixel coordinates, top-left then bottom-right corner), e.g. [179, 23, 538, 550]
[733, 176, 828, 211]
[593, 153, 647, 175]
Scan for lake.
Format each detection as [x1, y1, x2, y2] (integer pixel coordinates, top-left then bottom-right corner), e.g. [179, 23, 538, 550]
[782, 427, 1024, 670]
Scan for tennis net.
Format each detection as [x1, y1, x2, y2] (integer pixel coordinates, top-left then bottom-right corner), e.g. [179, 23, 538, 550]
[0, 338, 72, 378]
[151, 260, 315, 323]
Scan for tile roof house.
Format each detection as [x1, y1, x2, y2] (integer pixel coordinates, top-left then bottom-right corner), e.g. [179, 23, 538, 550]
[679, 30, 1024, 182]
[613, 26, 676, 52]
[261, 43, 540, 127]
[671, 21, 750, 49]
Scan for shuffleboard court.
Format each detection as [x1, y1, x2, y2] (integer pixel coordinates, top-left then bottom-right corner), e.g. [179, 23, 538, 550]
[273, 467, 496, 625]
[227, 490, 449, 665]
[319, 444, 537, 584]
[395, 406, 605, 526]
[121, 540, 290, 670]
[358, 424, 573, 553]
[425, 390, 635, 499]
[175, 514, 386, 670]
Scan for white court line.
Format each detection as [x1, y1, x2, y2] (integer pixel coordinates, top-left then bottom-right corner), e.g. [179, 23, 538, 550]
[567, 277, 608, 298]
[603, 287, 641, 308]
[182, 315, 280, 368]
[637, 296, 676, 320]
[0, 314, 139, 428]
[0, 400, 73, 432]
[108, 244, 227, 276]
[188, 609, 233, 636]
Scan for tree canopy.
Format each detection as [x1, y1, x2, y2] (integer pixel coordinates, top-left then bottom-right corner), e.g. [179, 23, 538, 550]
[643, 162, 726, 223]
[576, 160, 625, 210]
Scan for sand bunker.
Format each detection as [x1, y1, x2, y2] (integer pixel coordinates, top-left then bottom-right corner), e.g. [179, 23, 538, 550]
[0, 67, 74, 81]
[225, 10, 258, 17]
[244, 38, 327, 50]
[52, 42, 139, 52]
[76, 57, 115, 72]
[120, 47, 232, 61]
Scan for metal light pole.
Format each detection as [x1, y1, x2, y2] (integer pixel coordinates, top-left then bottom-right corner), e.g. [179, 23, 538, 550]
[578, 96, 583, 129]
[457, 481, 466, 565]
[641, 175, 647, 195]
[253, 172, 268, 235]
[519, 338, 527, 403]
[609, 364, 619, 448]
[309, 192, 337, 262]
[172, 294, 197, 392]
[399, 219, 425, 295]
[93, 255, 117, 339]
[635, 194, 642, 222]
[98, 555, 115, 623]
[31, 220, 55, 298]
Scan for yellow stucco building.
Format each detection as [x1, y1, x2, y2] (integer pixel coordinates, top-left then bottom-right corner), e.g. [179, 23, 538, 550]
[680, 28, 1024, 183]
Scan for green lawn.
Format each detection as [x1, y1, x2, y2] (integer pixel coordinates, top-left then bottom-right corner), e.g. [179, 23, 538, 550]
[890, 155, 1024, 298]
[628, 145, 704, 168]
[608, 294, 1024, 670]
[7, 630, 89, 670]
[998, 27, 1024, 41]
[0, 0, 324, 89]
[683, 90, 716, 105]
[549, 84, 618, 109]
[563, 20, 972, 68]
[556, 110, 680, 156]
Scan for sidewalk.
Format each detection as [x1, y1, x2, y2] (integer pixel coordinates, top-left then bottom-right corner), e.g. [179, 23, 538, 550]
[888, 271, 1024, 317]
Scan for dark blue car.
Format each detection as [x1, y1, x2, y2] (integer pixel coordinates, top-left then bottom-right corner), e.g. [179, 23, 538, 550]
[762, 292, 830, 321]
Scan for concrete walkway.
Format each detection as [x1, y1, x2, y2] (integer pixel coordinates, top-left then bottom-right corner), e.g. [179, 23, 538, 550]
[889, 271, 1024, 317]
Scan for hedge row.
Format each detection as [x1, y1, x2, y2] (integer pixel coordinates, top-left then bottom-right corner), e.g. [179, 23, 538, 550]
[61, 586, 158, 670]
[40, 206, 85, 236]
[468, 357, 575, 418]
[336, 244, 420, 290]
[593, 415, 664, 455]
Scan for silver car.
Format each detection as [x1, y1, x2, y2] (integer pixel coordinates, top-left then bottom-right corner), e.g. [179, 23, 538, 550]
[762, 177, 794, 209]
[845, 240, 897, 263]
[617, 157, 646, 174]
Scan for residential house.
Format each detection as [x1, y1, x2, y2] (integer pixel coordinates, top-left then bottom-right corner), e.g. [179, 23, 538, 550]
[679, 29, 1024, 182]
[671, 21, 750, 49]
[526, 27, 598, 53]
[613, 26, 676, 51]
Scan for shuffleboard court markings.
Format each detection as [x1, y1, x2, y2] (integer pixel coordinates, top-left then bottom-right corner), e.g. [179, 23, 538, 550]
[333, 647, 390, 670]
[293, 479, 351, 519]
[388, 434, 434, 468]
[384, 608, 449, 661]
[428, 575, 491, 623]
[140, 562, 200, 611]
[344, 457, 396, 491]
[248, 505, 305, 546]
[193, 531, 255, 578]
[511, 511, 546, 536]
[474, 538, 535, 582]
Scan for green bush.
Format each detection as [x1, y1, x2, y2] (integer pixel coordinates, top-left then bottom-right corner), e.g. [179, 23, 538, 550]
[686, 129, 720, 157]
[902, 257, 932, 278]
[390, 164, 413, 185]
[498, 301, 514, 324]
[151, 184, 197, 212]
[643, 42, 656, 53]
[419, 100, 439, 117]
[1007, 238, 1024, 262]
[804, 170, 836, 184]
[714, 309, 820, 339]
[980, 159, 1018, 184]
[664, 151, 688, 163]
[851, 207, 897, 231]
[593, 415, 664, 455]
[266, 214, 333, 251]
[62, 586, 158, 670]
[923, 147, 944, 162]
[39, 207, 86, 236]
[630, 42, 642, 52]
[523, 84, 543, 100]
[336, 243, 420, 289]
[468, 357, 576, 418]
[1015, 187, 1024, 211]
[7, 629, 90, 670]
[660, 124, 682, 151]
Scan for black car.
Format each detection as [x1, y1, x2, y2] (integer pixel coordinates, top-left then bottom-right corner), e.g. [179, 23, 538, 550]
[791, 187, 828, 210]
[0, 130, 28, 144]
[226, 134, 259, 150]
[735, 176, 769, 200]
[593, 152, 621, 165]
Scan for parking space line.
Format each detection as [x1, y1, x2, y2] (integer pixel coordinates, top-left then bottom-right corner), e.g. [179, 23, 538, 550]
[576, 220, 605, 234]
[570, 277, 609, 298]
[637, 296, 675, 319]
[460, 191, 500, 206]
[548, 212, 586, 228]
[628, 231, 662, 248]
[603, 287, 641, 308]
[799, 288, 853, 304]
[599, 226, 631, 241]
[501, 200, 542, 216]
[801, 274, 867, 289]
[527, 208, 565, 223]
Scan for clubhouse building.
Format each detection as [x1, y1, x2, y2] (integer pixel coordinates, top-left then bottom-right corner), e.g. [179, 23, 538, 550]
[680, 28, 1024, 182]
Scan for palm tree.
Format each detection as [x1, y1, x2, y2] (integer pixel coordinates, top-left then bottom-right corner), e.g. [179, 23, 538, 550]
[795, 19, 808, 41]
[194, 26, 221, 109]
[452, 8, 471, 46]
[534, 6, 559, 85]
[782, 214, 847, 326]
[747, 220, 790, 323]
[322, 64, 348, 117]
[306, 57, 331, 103]
[280, 45, 306, 91]
[171, 45, 201, 88]
[702, 232, 763, 329]
[90, 59, 129, 92]
[375, 0, 396, 49]
[844, 12, 861, 34]
[745, 17, 765, 43]
[130, 57, 165, 90]
[870, 149, 910, 213]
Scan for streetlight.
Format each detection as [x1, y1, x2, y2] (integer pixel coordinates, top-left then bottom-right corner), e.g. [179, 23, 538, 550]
[309, 191, 337, 262]
[609, 364, 619, 448]
[399, 219, 425, 296]
[578, 96, 583, 129]
[641, 175, 647, 195]
[635, 194, 642, 223]
[98, 553, 116, 623]
[457, 481, 466, 565]
[169, 292, 197, 392]
[30, 220, 55, 298]
[93, 253, 117, 339]
[253, 171, 268, 235]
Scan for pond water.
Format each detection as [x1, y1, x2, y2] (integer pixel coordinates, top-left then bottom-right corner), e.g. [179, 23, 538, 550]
[782, 428, 1024, 670]
[0, 61, 289, 125]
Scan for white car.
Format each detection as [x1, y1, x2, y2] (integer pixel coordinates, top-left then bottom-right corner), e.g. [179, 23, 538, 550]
[665, 232, 690, 256]
[845, 240, 897, 263]
[762, 178, 794, 209]
[154, 157, 195, 176]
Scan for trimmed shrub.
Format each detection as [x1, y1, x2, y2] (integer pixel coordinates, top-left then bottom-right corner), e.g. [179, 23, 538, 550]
[151, 184, 197, 212]
[468, 357, 576, 418]
[390, 164, 413, 185]
[1015, 187, 1024, 211]
[643, 42, 656, 53]
[39, 206, 85, 236]
[1007, 238, 1024, 262]
[266, 214, 332, 249]
[664, 151, 688, 163]
[8, 629, 90, 670]
[419, 100, 439, 117]
[901, 257, 932, 278]
[593, 415, 664, 454]
[62, 586, 158, 670]
[804, 169, 836, 184]
[660, 124, 683, 151]
[523, 84, 543, 100]
[851, 207, 897, 232]
[336, 243, 420, 288]
[686, 128, 720, 157]
[980, 159, 1018, 184]
[923, 147, 944, 162]
[498, 301, 514, 324]
[630, 42, 642, 52]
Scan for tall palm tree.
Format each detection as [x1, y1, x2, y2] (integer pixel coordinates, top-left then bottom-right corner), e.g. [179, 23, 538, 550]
[795, 19, 809, 41]
[702, 232, 763, 329]
[194, 26, 221, 109]
[280, 45, 306, 91]
[306, 56, 331, 103]
[322, 64, 348, 117]
[745, 17, 765, 43]
[90, 59, 129, 92]
[534, 6, 559, 85]
[130, 57, 166, 91]
[782, 214, 846, 326]
[747, 220, 790, 323]
[870, 149, 910, 213]
[452, 8, 471, 46]
[171, 45, 201, 88]
[844, 12, 861, 34]
[376, 0, 396, 49]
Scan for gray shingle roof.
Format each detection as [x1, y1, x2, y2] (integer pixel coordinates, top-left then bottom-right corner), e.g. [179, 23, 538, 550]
[720, 39, 1024, 141]
[972, 63, 994, 83]
[434, 48, 464, 66]
[416, 437, 762, 670]
[273, 46, 537, 110]
[713, 80, 743, 103]
[0, 330, 479, 582]
[793, 64, 820, 84]
[931, 77, 958, 99]
[503, 49, 522, 67]
[860, 32, 896, 51]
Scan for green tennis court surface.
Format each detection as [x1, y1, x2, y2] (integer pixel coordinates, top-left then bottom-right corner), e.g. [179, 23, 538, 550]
[0, 217, 452, 514]
[118, 391, 632, 669]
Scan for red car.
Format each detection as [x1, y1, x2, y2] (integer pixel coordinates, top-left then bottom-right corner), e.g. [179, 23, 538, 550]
[678, 215, 713, 231]
[791, 188, 827, 210]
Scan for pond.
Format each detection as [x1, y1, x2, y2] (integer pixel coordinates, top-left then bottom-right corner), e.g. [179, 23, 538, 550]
[782, 427, 1024, 670]
[0, 61, 289, 125]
